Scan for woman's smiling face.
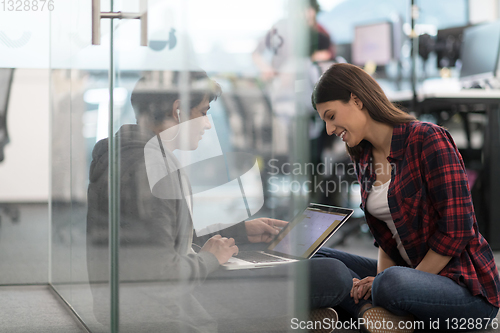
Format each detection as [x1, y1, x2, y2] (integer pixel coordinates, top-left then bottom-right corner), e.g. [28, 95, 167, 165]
[316, 95, 368, 147]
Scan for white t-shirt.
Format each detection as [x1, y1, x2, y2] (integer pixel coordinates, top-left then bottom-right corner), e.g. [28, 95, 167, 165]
[366, 179, 412, 266]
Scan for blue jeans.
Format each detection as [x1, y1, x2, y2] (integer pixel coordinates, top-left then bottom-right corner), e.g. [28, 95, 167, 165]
[313, 248, 499, 331]
[307, 257, 353, 309]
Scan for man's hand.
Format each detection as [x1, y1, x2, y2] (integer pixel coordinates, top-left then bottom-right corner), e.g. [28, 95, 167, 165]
[200, 235, 239, 265]
[350, 276, 375, 304]
[245, 218, 288, 243]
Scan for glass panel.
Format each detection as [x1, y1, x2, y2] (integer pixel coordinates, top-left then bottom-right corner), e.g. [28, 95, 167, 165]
[110, 0, 310, 332]
[40, 1, 500, 331]
[0, 69, 49, 285]
[0, 11, 50, 285]
[50, 1, 113, 332]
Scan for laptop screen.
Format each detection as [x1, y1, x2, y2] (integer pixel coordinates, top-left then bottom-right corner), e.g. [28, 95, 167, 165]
[266, 204, 353, 259]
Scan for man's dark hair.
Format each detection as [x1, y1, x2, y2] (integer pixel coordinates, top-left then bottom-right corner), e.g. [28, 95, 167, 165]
[309, 0, 320, 12]
[309, 29, 331, 56]
[130, 71, 222, 125]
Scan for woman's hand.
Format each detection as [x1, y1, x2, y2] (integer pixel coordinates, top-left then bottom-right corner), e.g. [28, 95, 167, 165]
[351, 276, 375, 304]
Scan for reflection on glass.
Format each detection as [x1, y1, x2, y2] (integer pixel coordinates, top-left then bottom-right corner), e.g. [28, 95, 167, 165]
[54, 0, 317, 331]
[111, 1, 312, 332]
[86, 71, 262, 331]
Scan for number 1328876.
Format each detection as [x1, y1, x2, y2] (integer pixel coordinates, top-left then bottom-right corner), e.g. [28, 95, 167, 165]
[2, 0, 54, 11]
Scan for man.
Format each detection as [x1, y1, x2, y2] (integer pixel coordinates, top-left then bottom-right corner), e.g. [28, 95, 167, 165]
[87, 70, 348, 333]
[86, 71, 294, 332]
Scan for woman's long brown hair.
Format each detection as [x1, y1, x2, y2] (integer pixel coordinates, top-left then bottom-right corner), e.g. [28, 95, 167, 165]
[312, 63, 416, 161]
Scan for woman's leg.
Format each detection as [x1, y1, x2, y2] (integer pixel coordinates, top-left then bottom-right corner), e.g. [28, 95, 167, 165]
[372, 266, 499, 331]
[308, 257, 353, 309]
[312, 248, 378, 316]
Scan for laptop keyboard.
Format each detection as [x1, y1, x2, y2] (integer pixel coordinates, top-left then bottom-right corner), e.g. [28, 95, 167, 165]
[234, 251, 288, 263]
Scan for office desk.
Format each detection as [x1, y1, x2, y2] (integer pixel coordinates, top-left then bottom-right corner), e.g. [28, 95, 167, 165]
[390, 90, 500, 250]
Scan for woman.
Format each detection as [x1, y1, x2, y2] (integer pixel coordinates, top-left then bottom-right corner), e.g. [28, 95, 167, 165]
[311, 63, 500, 332]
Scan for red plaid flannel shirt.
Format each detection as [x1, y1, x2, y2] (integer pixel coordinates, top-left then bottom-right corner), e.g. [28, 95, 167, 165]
[355, 121, 500, 307]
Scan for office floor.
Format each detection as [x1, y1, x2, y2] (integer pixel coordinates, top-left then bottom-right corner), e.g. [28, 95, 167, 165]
[0, 285, 87, 333]
[0, 204, 499, 332]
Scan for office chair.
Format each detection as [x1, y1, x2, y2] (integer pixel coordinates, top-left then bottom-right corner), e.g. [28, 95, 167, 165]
[0, 68, 20, 224]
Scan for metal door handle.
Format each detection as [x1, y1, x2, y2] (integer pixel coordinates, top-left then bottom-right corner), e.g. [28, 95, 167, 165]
[92, 0, 148, 46]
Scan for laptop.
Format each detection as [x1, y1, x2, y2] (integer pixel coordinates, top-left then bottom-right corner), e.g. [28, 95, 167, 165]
[221, 203, 354, 270]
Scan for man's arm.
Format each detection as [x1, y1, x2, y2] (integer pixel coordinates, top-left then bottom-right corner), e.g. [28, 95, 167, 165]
[194, 218, 287, 246]
[193, 221, 247, 246]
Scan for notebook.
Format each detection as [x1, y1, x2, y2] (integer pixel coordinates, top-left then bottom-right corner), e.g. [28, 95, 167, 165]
[221, 203, 354, 270]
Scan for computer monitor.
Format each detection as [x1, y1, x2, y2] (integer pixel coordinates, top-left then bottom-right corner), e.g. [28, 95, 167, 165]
[436, 25, 470, 68]
[352, 22, 393, 66]
[335, 43, 352, 63]
[459, 20, 500, 87]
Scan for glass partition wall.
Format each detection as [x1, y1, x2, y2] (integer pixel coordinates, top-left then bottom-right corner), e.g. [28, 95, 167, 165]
[50, 1, 112, 332]
[50, 1, 311, 332]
